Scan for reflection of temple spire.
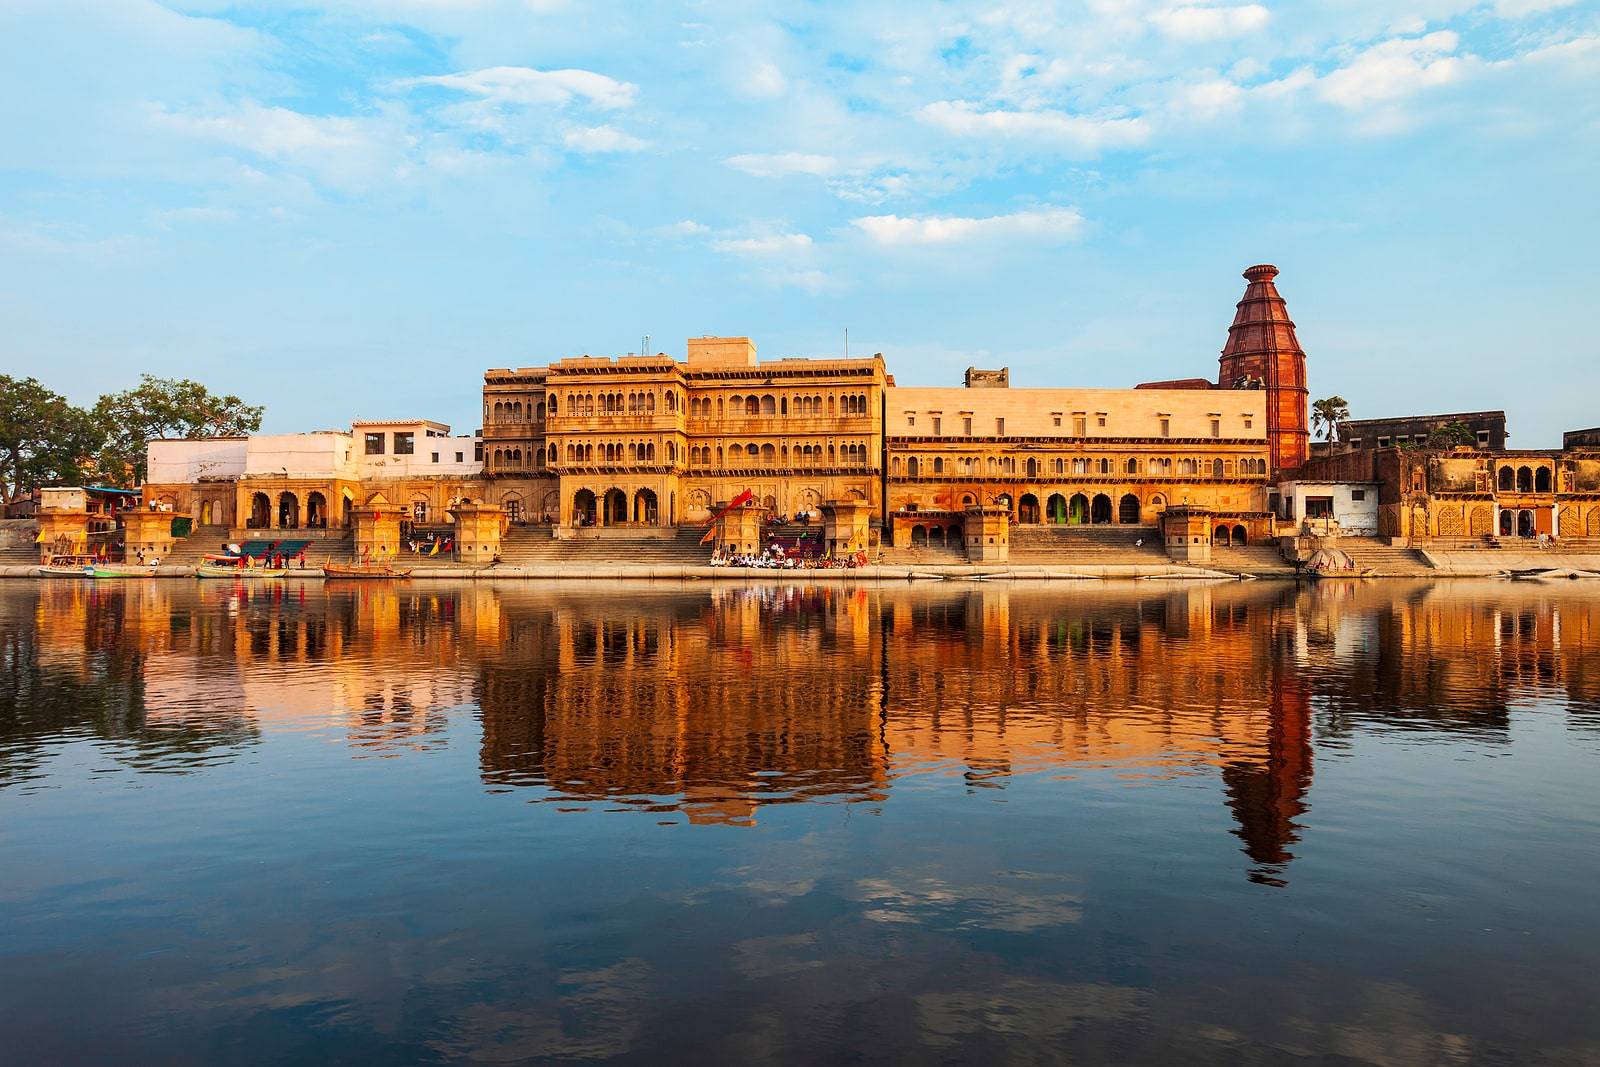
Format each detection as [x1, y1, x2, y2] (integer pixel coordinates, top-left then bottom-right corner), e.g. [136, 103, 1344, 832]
[1221, 651, 1313, 887]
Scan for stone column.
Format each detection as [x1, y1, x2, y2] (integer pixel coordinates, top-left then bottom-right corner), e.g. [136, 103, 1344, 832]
[449, 501, 506, 565]
[719, 499, 763, 556]
[1160, 505, 1214, 563]
[353, 497, 405, 561]
[963, 505, 1009, 563]
[34, 509, 89, 564]
[123, 509, 188, 563]
[821, 499, 873, 557]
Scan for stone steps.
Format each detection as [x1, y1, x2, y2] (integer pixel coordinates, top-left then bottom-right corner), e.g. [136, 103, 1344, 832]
[1008, 525, 1167, 565]
[499, 527, 711, 565]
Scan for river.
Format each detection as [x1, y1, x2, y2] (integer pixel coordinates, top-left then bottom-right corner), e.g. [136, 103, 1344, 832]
[2, 578, 1598, 1064]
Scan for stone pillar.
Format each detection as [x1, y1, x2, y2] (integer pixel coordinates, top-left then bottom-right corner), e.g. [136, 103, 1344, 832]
[35, 509, 89, 563]
[123, 509, 188, 563]
[450, 501, 506, 565]
[353, 497, 405, 561]
[963, 505, 1009, 563]
[1161, 505, 1214, 563]
[718, 499, 764, 556]
[821, 499, 873, 557]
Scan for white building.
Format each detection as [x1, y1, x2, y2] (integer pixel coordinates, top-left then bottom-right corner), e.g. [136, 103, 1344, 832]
[1277, 480, 1380, 535]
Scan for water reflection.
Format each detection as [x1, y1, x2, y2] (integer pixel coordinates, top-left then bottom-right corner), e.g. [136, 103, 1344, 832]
[4, 578, 1600, 1064]
[6, 578, 1599, 884]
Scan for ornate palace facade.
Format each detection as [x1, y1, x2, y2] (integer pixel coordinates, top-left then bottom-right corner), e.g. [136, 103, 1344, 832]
[137, 264, 1322, 549]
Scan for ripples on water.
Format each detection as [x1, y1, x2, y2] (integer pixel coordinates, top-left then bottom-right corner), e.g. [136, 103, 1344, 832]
[2, 578, 1599, 1064]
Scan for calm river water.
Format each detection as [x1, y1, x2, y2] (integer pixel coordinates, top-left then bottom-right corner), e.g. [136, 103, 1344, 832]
[2, 578, 1599, 1065]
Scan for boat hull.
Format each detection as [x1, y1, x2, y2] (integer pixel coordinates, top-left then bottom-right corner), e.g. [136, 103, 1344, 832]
[196, 564, 286, 579]
[323, 564, 412, 579]
[87, 565, 158, 579]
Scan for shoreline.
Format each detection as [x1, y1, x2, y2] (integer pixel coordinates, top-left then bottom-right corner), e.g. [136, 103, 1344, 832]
[6, 553, 1600, 582]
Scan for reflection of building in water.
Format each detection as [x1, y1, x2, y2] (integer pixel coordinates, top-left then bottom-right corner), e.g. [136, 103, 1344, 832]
[476, 587, 889, 825]
[877, 583, 1316, 883]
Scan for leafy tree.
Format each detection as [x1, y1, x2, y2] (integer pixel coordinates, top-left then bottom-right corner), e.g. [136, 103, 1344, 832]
[93, 376, 264, 487]
[1425, 421, 1477, 448]
[0, 375, 102, 505]
[1311, 395, 1350, 443]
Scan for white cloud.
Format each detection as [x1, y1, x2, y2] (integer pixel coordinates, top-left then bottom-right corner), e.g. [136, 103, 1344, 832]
[1316, 32, 1465, 110]
[145, 102, 404, 191]
[399, 66, 637, 110]
[562, 125, 647, 153]
[725, 152, 840, 177]
[654, 219, 709, 237]
[741, 61, 788, 99]
[918, 100, 1148, 153]
[851, 207, 1084, 246]
[708, 232, 814, 257]
[1491, 0, 1577, 16]
[1151, 4, 1270, 41]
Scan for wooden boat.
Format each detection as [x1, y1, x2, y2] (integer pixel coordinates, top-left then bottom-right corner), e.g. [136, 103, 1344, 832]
[196, 562, 287, 580]
[87, 563, 158, 579]
[40, 556, 94, 578]
[323, 562, 412, 579]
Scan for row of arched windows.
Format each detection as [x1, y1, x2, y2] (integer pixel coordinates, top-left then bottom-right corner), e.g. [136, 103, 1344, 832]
[686, 393, 871, 418]
[685, 442, 871, 469]
[555, 391, 681, 417]
[488, 399, 547, 423]
[489, 447, 544, 469]
[1497, 464, 1553, 493]
[560, 440, 678, 466]
[892, 454, 1270, 478]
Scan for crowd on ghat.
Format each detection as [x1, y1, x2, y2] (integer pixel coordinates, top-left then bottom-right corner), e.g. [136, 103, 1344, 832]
[708, 542, 869, 569]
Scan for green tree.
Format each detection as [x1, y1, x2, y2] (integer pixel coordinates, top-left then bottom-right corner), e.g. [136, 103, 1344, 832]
[1425, 421, 1477, 448]
[1311, 395, 1350, 442]
[0, 375, 102, 505]
[93, 376, 264, 486]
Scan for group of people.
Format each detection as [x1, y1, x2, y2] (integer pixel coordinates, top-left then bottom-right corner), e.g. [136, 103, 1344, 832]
[221, 542, 307, 569]
[708, 543, 869, 569]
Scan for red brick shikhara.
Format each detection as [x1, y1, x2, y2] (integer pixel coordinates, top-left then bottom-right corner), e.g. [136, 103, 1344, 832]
[1219, 264, 1310, 476]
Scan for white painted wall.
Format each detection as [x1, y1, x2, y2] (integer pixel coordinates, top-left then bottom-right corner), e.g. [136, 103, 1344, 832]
[354, 421, 482, 479]
[243, 433, 356, 480]
[147, 438, 248, 484]
[1279, 481, 1380, 534]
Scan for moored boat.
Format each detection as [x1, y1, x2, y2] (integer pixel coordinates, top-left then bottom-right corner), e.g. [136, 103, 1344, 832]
[196, 555, 289, 579]
[39, 556, 94, 578]
[323, 562, 412, 579]
[86, 563, 158, 579]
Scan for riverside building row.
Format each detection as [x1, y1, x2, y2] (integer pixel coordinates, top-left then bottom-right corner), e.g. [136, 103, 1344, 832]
[121, 263, 1600, 563]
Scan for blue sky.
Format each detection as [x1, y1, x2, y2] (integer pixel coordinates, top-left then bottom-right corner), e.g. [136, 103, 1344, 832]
[2, 0, 1596, 446]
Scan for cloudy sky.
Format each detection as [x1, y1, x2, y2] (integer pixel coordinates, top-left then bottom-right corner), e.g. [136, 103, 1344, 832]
[2, 0, 1596, 445]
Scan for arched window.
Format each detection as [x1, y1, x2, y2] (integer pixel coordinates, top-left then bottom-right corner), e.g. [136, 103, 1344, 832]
[1126, 457, 1140, 474]
[761, 394, 776, 415]
[1535, 467, 1551, 493]
[746, 396, 760, 416]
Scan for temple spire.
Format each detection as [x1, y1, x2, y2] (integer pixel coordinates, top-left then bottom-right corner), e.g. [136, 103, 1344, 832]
[1219, 264, 1309, 474]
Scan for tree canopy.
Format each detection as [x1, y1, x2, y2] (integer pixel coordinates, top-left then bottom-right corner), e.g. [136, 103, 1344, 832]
[1311, 396, 1350, 442]
[94, 376, 264, 487]
[0, 373, 263, 500]
[0, 376, 100, 506]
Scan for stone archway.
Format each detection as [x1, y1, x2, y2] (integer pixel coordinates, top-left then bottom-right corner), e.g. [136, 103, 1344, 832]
[277, 491, 299, 529]
[602, 488, 628, 526]
[633, 488, 658, 524]
[250, 492, 270, 529]
[1091, 494, 1112, 525]
[1214, 524, 1232, 547]
[307, 492, 327, 528]
[1068, 493, 1089, 525]
[1046, 493, 1067, 524]
[1517, 509, 1534, 537]
[1233, 524, 1247, 545]
[1018, 493, 1040, 524]
[573, 489, 597, 527]
[1119, 494, 1141, 524]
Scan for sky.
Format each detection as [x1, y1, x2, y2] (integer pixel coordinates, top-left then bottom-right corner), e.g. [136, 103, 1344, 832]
[1, 0, 1597, 447]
